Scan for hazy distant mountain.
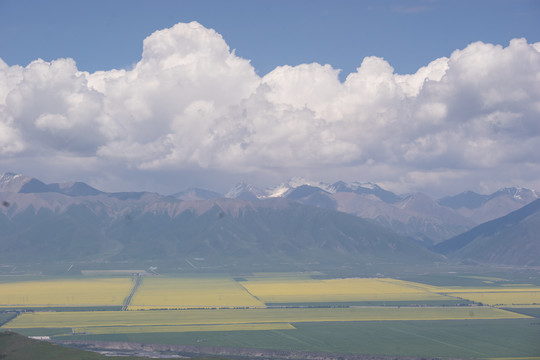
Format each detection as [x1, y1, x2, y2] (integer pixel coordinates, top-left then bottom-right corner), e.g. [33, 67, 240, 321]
[0, 174, 442, 267]
[435, 198, 540, 265]
[107, 198, 442, 265]
[438, 187, 539, 224]
[329, 192, 473, 246]
[0, 172, 46, 193]
[0, 172, 103, 197]
[224, 180, 474, 246]
[225, 182, 264, 201]
[172, 188, 223, 200]
[284, 185, 337, 209]
[244, 181, 539, 246]
[438, 190, 489, 210]
[439, 188, 539, 209]
[2, 172, 538, 265]
[46, 181, 103, 196]
[329, 181, 402, 204]
[228, 178, 403, 204]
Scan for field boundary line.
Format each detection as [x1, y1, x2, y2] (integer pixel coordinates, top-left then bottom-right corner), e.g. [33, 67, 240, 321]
[122, 274, 142, 311]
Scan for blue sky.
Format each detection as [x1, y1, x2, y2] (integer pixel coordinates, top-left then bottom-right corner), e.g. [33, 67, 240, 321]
[0, 0, 539, 196]
[2, 0, 538, 77]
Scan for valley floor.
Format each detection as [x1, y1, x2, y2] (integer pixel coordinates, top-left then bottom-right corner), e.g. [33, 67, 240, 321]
[1, 269, 540, 359]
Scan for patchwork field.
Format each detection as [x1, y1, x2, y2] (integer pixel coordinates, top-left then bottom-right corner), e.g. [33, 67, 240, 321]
[4, 307, 530, 331]
[240, 277, 454, 303]
[128, 277, 265, 310]
[0, 278, 133, 308]
[3, 274, 539, 311]
[2, 273, 540, 359]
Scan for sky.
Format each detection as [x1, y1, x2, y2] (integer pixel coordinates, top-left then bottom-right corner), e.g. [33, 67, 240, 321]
[0, 0, 539, 197]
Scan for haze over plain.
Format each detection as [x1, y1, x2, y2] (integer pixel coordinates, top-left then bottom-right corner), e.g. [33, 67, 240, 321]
[0, 0, 539, 197]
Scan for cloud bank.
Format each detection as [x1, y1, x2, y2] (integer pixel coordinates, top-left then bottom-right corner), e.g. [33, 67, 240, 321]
[1, 22, 539, 195]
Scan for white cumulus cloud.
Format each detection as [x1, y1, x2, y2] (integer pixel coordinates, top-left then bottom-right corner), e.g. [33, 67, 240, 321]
[0, 22, 539, 196]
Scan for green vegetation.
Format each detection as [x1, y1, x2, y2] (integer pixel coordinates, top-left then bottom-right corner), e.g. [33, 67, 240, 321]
[7, 328, 73, 337]
[0, 331, 235, 360]
[503, 307, 540, 318]
[0, 312, 17, 326]
[398, 269, 540, 287]
[0, 331, 149, 360]
[54, 319, 540, 358]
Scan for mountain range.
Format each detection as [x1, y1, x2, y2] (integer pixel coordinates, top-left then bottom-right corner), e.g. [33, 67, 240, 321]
[217, 178, 538, 247]
[435, 198, 540, 266]
[1, 172, 539, 269]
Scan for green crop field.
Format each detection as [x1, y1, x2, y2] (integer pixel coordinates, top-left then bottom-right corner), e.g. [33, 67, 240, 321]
[0, 312, 17, 325]
[52, 319, 540, 359]
[503, 307, 540, 317]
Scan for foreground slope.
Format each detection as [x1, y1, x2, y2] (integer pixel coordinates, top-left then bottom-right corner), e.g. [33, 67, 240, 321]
[435, 198, 540, 265]
[0, 331, 149, 360]
[0, 331, 230, 360]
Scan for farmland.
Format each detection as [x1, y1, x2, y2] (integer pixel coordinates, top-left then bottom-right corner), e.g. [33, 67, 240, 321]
[128, 276, 265, 310]
[0, 278, 133, 308]
[1, 272, 540, 358]
[5, 306, 529, 330]
[53, 319, 540, 359]
[433, 287, 540, 306]
[71, 323, 296, 334]
[240, 276, 453, 304]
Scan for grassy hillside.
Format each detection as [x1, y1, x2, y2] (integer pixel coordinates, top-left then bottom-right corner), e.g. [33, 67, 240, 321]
[0, 331, 148, 360]
[0, 331, 231, 360]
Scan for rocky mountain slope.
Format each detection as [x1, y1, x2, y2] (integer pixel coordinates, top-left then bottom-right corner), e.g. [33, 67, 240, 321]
[223, 179, 538, 246]
[2, 172, 538, 268]
[435, 198, 540, 265]
[438, 188, 539, 223]
[0, 173, 442, 268]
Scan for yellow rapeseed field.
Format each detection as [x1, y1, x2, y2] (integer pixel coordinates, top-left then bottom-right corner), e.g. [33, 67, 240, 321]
[433, 287, 540, 306]
[436, 287, 540, 293]
[0, 278, 133, 307]
[3, 307, 530, 330]
[72, 323, 296, 335]
[444, 291, 540, 306]
[240, 277, 451, 303]
[128, 277, 266, 310]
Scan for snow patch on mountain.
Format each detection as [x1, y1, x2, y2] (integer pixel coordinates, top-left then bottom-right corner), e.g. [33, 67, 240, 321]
[0, 172, 32, 192]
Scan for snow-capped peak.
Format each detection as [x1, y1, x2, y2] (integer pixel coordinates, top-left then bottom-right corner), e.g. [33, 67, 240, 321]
[494, 187, 539, 202]
[265, 184, 291, 198]
[225, 182, 265, 199]
[265, 178, 337, 198]
[328, 180, 380, 193]
[0, 172, 32, 193]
